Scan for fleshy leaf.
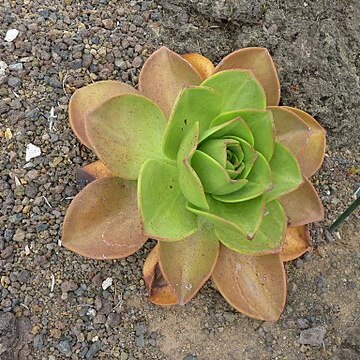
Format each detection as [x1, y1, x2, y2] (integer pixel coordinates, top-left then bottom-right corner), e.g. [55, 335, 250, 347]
[86, 94, 166, 180]
[187, 195, 264, 238]
[284, 107, 326, 178]
[163, 86, 221, 159]
[268, 106, 312, 162]
[264, 143, 302, 202]
[182, 53, 215, 80]
[201, 70, 266, 112]
[215, 47, 281, 106]
[235, 110, 275, 161]
[138, 159, 198, 241]
[209, 113, 254, 146]
[212, 247, 286, 321]
[177, 123, 208, 209]
[69, 80, 138, 149]
[159, 222, 219, 305]
[139, 47, 202, 118]
[213, 152, 271, 203]
[198, 139, 230, 167]
[210, 110, 275, 161]
[237, 139, 257, 179]
[215, 200, 286, 254]
[76, 161, 113, 189]
[143, 245, 178, 305]
[280, 225, 311, 262]
[191, 150, 248, 195]
[62, 178, 147, 259]
[279, 177, 324, 226]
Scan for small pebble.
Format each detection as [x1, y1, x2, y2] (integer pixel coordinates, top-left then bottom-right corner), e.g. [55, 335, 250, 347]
[299, 326, 326, 346]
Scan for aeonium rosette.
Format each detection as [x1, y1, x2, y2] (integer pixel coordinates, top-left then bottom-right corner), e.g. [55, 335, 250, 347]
[62, 47, 325, 321]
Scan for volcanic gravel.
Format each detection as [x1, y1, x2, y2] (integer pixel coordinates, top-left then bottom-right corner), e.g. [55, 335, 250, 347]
[0, 0, 359, 359]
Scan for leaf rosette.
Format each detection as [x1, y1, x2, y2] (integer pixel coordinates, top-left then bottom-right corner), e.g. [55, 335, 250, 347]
[62, 47, 326, 321]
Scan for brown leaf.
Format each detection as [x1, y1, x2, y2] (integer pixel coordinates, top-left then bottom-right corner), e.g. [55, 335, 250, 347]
[182, 53, 215, 80]
[62, 177, 147, 259]
[212, 245, 286, 321]
[280, 226, 311, 262]
[139, 47, 202, 118]
[143, 245, 178, 305]
[159, 223, 219, 305]
[283, 107, 326, 178]
[214, 47, 281, 106]
[76, 160, 113, 189]
[69, 80, 138, 149]
[280, 177, 324, 226]
[268, 106, 312, 165]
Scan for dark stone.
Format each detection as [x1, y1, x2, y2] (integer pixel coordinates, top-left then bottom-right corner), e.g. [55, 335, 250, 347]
[85, 341, 101, 359]
[7, 77, 21, 88]
[17, 270, 30, 284]
[106, 312, 121, 327]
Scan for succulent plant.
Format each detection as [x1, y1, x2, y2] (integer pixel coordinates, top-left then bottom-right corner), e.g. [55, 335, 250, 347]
[62, 47, 325, 321]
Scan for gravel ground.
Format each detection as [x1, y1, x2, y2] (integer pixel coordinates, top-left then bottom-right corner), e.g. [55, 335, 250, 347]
[0, 0, 359, 359]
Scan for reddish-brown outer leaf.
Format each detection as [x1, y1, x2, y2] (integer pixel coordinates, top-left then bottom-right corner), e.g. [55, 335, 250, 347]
[280, 177, 324, 226]
[214, 47, 281, 106]
[280, 226, 311, 262]
[139, 47, 202, 118]
[143, 245, 177, 305]
[212, 245, 286, 321]
[268, 106, 312, 164]
[69, 80, 138, 148]
[62, 177, 147, 259]
[182, 53, 215, 80]
[76, 160, 113, 189]
[159, 224, 219, 305]
[284, 107, 326, 178]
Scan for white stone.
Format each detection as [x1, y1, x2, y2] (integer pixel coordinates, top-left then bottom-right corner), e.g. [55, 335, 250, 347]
[5, 29, 19, 42]
[102, 277, 113, 290]
[25, 143, 41, 162]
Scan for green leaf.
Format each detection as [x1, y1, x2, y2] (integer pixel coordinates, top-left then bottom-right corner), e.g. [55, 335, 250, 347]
[191, 150, 248, 195]
[163, 86, 221, 159]
[210, 113, 254, 145]
[213, 152, 271, 202]
[86, 94, 166, 180]
[215, 200, 286, 254]
[199, 117, 253, 145]
[187, 195, 264, 238]
[237, 139, 257, 179]
[138, 159, 198, 240]
[237, 110, 275, 161]
[210, 110, 275, 161]
[264, 142, 302, 202]
[177, 123, 209, 209]
[201, 70, 266, 112]
[159, 221, 219, 305]
[198, 139, 232, 167]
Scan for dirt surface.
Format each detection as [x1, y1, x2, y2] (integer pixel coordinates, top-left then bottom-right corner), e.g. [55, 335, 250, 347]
[0, 0, 359, 359]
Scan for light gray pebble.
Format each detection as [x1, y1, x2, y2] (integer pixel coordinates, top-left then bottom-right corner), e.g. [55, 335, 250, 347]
[299, 326, 326, 346]
[7, 77, 21, 87]
[57, 339, 71, 355]
[9, 63, 23, 71]
[33, 334, 45, 349]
